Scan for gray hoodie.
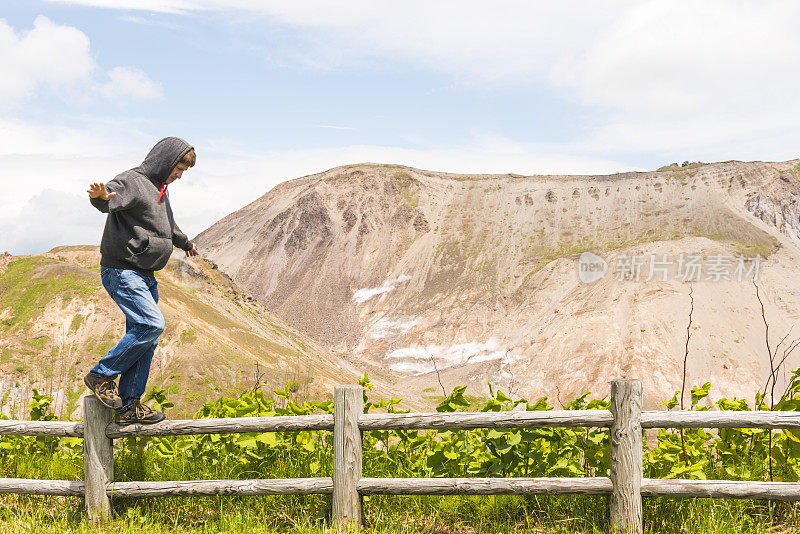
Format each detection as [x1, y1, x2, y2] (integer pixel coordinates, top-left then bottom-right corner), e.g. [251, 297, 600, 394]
[90, 137, 194, 275]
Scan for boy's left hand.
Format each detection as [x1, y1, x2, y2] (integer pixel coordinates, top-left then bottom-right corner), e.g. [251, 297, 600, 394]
[185, 244, 199, 257]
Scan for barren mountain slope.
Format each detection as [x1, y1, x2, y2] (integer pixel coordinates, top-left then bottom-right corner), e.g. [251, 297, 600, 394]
[0, 246, 409, 419]
[195, 160, 800, 408]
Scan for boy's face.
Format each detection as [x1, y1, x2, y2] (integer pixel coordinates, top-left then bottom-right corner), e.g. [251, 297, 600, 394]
[166, 162, 190, 184]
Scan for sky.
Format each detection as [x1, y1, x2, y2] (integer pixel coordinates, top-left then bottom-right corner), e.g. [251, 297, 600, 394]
[1, 1, 800, 254]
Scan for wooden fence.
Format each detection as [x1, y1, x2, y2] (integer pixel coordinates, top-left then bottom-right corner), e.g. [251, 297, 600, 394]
[1, 379, 799, 533]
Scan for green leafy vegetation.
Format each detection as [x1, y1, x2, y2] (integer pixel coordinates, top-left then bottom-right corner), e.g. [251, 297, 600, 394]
[1, 372, 799, 532]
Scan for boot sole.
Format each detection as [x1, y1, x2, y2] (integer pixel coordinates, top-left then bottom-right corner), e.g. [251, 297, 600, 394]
[114, 416, 166, 426]
[83, 375, 123, 410]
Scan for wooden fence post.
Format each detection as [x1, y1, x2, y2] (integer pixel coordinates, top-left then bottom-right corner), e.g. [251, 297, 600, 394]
[333, 385, 363, 530]
[84, 395, 114, 522]
[610, 379, 643, 534]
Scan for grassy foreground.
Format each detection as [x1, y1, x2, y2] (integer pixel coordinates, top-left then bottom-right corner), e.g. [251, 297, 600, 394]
[2, 374, 800, 533]
[1, 493, 796, 533]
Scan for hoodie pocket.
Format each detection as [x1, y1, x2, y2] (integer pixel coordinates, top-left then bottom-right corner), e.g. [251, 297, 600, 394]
[131, 235, 173, 271]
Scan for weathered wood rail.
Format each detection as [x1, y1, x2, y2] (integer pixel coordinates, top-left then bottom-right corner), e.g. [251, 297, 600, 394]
[1, 379, 799, 533]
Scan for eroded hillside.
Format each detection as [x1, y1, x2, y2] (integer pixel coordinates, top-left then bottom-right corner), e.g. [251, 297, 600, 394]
[0, 246, 390, 419]
[196, 160, 800, 408]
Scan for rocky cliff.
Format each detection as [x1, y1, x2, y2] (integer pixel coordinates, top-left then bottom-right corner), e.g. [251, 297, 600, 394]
[195, 160, 800, 408]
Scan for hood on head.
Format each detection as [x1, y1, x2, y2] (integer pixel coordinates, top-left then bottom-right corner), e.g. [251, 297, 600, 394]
[135, 137, 193, 185]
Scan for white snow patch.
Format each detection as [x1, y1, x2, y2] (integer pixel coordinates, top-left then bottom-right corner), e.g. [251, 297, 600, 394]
[367, 316, 421, 339]
[385, 337, 522, 375]
[352, 274, 411, 303]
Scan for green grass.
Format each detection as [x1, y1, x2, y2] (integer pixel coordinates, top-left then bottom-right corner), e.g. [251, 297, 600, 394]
[64, 387, 82, 417]
[786, 163, 800, 180]
[157, 282, 238, 329]
[0, 257, 97, 333]
[87, 335, 118, 360]
[70, 314, 86, 332]
[0, 437, 789, 534]
[27, 336, 48, 351]
[656, 162, 704, 173]
[180, 329, 198, 344]
[1, 347, 17, 365]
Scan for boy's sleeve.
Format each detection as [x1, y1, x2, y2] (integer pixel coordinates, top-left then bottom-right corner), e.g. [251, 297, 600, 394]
[89, 174, 139, 213]
[172, 222, 194, 251]
[89, 195, 110, 213]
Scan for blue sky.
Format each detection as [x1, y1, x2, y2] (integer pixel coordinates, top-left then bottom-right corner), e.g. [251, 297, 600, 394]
[2, 1, 800, 254]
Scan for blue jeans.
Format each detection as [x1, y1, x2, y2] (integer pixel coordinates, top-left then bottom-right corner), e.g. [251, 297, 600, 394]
[90, 267, 164, 413]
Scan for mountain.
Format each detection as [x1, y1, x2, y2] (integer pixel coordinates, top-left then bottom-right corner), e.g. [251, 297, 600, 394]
[0, 246, 402, 419]
[195, 160, 800, 408]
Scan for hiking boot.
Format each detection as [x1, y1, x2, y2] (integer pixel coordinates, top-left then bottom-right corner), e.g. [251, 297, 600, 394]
[114, 401, 166, 425]
[83, 373, 123, 410]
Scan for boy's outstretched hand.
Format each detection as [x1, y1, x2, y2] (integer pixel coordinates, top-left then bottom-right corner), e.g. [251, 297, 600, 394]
[87, 182, 116, 200]
[186, 244, 199, 257]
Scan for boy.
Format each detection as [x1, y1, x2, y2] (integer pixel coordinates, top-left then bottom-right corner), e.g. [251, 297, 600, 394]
[84, 137, 198, 425]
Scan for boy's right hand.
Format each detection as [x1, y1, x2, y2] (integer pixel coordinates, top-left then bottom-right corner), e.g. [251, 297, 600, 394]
[87, 182, 117, 200]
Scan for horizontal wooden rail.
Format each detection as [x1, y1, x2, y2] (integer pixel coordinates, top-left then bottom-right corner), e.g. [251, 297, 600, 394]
[105, 414, 334, 438]
[0, 420, 84, 437]
[359, 410, 800, 432]
[0, 478, 85, 496]
[358, 477, 613, 495]
[359, 477, 800, 500]
[3, 410, 798, 440]
[4, 476, 798, 502]
[358, 410, 613, 430]
[106, 478, 334, 498]
[641, 479, 800, 500]
[641, 410, 800, 429]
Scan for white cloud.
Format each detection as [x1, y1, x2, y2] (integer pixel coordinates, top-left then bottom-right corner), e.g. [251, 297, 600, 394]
[0, 16, 162, 105]
[0, 117, 138, 157]
[40, 0, 800, 107]
[0, 127, 642, 255]
[0, 16, 93, 102]
[47, 0, 193, 14]
[99, 66, 164, 101]
[563, 1, 800, 116]
[0, 189, 101, 255]
[44, 1, 800, 157]
[0, 119, 144, 254]
[558, 0, 800, 159]
[43, 1, 625, 84]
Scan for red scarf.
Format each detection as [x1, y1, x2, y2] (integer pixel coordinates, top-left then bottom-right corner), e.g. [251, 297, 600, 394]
[158, 183, 167, 203]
